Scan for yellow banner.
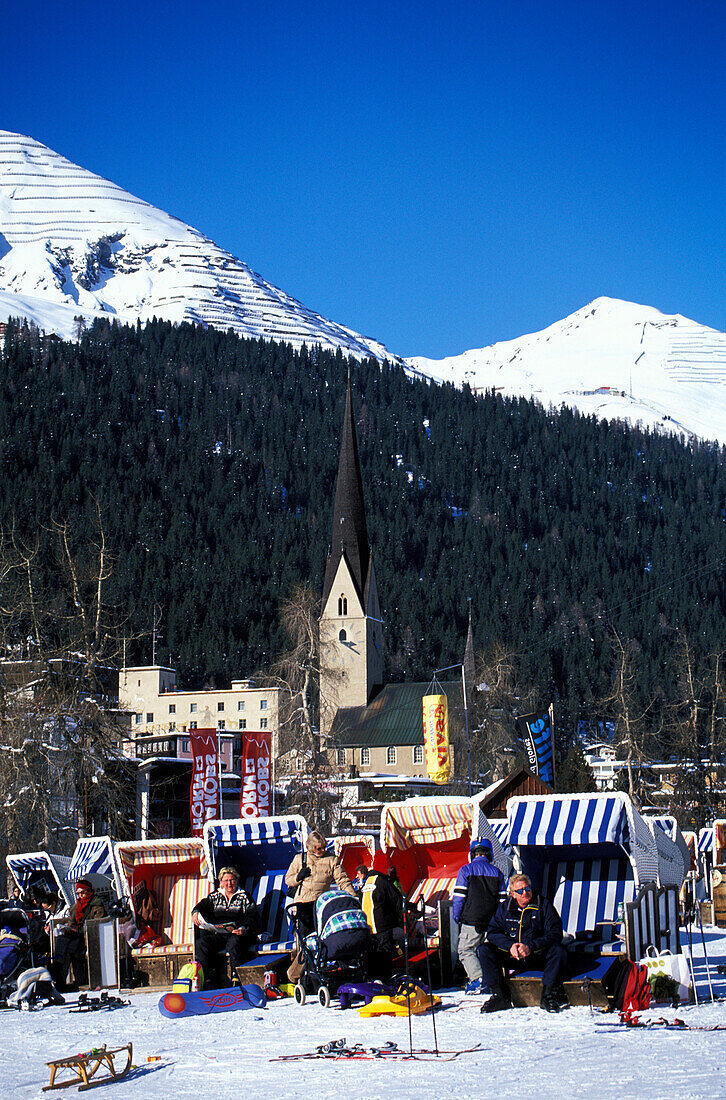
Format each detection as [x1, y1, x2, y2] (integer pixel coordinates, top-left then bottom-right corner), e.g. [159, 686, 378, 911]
[422, 693, 451, 785]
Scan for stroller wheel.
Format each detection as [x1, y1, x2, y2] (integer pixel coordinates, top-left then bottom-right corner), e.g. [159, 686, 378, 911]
[317, 985, 331, 1008]
[294, 982, 306, 1006]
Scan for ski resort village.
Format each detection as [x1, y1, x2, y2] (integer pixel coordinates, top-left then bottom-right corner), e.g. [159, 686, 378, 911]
[2, 78, 726, 1099]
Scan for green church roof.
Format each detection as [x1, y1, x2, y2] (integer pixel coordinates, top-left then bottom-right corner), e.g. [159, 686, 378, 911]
[328, 680, 463, 748]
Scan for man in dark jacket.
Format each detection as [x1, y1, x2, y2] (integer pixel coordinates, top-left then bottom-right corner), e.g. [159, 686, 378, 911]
[192, 866, 258, 986]
[361, 851, 404, 955]
[478, 872, 568, 1013]
[452, 837, 507, 994]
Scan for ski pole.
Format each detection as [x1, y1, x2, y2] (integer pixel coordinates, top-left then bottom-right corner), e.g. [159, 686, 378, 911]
[696, 903, 715, 1003]
[403, 896, 413, 1056]
[421, 898, 439, 1056]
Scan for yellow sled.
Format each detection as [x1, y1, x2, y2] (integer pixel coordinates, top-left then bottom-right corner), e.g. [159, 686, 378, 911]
[358, 987, 441, 1017]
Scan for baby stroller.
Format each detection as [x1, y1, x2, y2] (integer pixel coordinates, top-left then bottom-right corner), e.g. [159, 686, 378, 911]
[288, 889, 374, 1007]
[0, 908, 34, 1004]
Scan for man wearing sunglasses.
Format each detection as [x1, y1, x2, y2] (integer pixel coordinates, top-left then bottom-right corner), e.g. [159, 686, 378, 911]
[478, 872, 568, 1013]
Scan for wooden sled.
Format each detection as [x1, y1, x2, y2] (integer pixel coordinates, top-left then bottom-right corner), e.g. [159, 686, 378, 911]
[43, 1042, 133, 1092]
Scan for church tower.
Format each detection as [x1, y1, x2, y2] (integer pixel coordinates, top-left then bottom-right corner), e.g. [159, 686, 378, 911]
[319, 377, 383, 737]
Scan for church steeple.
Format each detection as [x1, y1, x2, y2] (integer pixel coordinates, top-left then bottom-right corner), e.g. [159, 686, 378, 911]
[322, 374, 371, 608]
[319, 375, 383, 736]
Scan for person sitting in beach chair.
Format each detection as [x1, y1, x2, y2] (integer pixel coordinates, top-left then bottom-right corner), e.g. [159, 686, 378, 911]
[192, 866, 258, 986]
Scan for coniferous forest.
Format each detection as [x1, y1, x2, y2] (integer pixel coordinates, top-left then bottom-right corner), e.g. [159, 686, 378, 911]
[2, 316, 726, 755]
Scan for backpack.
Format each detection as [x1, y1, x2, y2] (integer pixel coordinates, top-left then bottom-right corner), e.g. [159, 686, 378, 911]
[602, 957, 652, 1012]
[173, 961, 204, 992]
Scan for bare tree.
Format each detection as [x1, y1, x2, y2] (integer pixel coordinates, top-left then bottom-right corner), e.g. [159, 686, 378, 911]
[0, 510, 134, 854]
[468, 641, 536, 783]
[265, 584, 342, 829]
[599, 630, 659, 807]
[666, 633, 726, 827]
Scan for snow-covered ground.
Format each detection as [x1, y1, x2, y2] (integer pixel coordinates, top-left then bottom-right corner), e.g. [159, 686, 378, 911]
[2, 926, 724, 1099]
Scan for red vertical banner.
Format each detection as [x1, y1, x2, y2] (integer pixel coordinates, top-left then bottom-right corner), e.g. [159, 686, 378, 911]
[239, 731, 272, 819]
[189, 728, 220, 836]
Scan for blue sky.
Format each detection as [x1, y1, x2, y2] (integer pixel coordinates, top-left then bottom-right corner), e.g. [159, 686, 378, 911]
[3, 1, 725, 358]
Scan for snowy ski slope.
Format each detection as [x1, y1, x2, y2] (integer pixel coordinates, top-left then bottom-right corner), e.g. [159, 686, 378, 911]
[407, 297, 726, 446]
[0, 131, 395, 363]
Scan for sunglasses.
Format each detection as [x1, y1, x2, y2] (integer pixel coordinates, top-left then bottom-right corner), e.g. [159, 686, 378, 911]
[512, 886, 532, 895]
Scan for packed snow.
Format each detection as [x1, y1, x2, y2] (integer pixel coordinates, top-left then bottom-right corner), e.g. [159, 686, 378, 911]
[407, 297, 726, 446]
[0, 131, 396, 364]
[2, 926, 724, 1099]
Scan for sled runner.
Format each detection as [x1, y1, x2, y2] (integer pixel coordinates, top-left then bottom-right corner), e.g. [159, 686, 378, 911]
[43, 1042, 132, 1092]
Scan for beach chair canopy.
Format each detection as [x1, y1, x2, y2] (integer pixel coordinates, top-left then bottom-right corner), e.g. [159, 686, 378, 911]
[115, 838, 210, 952]
[66, 836, 123, 896]
[698, 827, 714, 853]
[6, 852, 73, 906]
[333, 834, 377, 878]
[644, 818, 688, 888]
[507, 793, 661, 937]
[203, 816, 308, 953]
[380, 798, 476, 907]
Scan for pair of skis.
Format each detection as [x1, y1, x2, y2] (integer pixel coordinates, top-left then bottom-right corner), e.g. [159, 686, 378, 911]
[595, 1014, 726, 1032]
[271, 1040, 483, 1061]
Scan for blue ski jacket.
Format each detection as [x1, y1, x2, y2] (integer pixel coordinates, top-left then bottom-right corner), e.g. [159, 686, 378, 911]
[452, 856, 507, 929]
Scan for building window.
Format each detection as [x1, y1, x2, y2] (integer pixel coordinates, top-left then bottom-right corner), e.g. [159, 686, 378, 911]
[182, 739, 190, 752]
[386, 746, 397, 766]
[339, 629, 347, 642]
[169, 722, 176, 732]
[190, 721, 197, 730]
[239, 719, 247, 730]
[218, 720, 225, 730]
[337, 748, 346, 765]
[238, 701, 245, 711]
[137, 679, 141, 687]
[146, 713, 154, 724]
[169, 704, 176, 714]
[260, 699, 267, 710]
[360, 746, 370, 766]
[190, 703, 197, 713]
[297, 756, 304, 771]
[217, 701, 224, 712]
[338, 595, 348, 616]
[260, 718, 268, 729]
[135, 713, 142, 725]
[413, 744, 424, 765]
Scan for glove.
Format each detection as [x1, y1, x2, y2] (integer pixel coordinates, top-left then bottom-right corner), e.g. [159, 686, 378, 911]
[296, 866, 311, 883]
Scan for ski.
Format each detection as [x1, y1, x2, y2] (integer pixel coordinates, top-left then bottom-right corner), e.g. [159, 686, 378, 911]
[69, 993, 130, 1013]
[595, 1016, 726, 1032]
[271, 1042, 484, 1062]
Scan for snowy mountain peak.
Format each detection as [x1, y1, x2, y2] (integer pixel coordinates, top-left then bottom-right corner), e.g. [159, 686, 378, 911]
[406, 298, 726, 446]
[0, 131, 396, 362]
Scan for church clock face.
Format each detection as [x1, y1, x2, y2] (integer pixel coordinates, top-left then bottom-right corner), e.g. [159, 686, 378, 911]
[342, 623, 364, 652]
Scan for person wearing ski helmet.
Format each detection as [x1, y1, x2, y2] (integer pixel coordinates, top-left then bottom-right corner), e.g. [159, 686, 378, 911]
[452, 837, 507, 995]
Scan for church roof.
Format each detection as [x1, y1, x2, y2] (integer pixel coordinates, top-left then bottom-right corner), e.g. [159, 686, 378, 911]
[328, 680, 463, 747]
[322, 377, 371, 608]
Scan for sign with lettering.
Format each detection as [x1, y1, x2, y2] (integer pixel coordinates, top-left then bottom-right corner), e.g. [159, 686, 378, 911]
[189, 728, 220, 836]
[422, 693, 451, 785]
[239, 731, 272, 818]
[516, 709, 555, 785]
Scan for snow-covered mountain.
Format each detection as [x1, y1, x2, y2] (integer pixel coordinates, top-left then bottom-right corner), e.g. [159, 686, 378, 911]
[407, 297, 726, 446]
[0, 131, 396, 362]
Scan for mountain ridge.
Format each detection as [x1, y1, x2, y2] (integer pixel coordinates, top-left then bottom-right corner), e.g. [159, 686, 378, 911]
[0, 130, 396, 362]
[407, 296, 726, 445]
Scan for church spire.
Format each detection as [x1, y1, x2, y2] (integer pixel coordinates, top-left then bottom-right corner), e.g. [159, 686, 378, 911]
[322, 375, 371, 607]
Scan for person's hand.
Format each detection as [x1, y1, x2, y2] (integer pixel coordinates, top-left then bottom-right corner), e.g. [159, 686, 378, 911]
[192, 912, 201, 927]
[230, 926, 245, 936]
[296, 866, 311, 882]
[519, 943, 531, 958]
[510, 944, 521, 959]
